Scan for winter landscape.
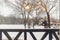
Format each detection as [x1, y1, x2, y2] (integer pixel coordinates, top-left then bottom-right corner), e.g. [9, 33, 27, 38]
[0, 0, 60, 40]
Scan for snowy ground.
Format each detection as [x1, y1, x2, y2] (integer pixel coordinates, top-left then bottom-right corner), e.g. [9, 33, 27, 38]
[0, 24, 59, 40]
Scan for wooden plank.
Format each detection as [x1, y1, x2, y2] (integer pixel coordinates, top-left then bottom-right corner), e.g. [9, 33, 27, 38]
[0, 29, 59, 32]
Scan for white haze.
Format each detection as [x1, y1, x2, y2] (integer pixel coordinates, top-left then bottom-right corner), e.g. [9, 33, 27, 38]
[0, 0, 59, 19]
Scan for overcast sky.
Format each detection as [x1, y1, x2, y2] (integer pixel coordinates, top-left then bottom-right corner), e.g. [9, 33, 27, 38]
[0, 0, 59, 19]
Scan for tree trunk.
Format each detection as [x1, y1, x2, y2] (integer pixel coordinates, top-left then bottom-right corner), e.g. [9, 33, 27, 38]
[47, 12, 51, 28]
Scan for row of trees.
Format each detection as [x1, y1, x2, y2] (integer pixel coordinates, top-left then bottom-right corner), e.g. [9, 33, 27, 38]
[0, 15, 24, 24]
[1, 0, 58, 28]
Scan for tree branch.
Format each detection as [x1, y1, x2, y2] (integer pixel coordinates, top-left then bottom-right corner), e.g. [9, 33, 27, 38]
[48, 4, 56, 13]
[49, 9, 56, 15]
[48, 0, 57, 13]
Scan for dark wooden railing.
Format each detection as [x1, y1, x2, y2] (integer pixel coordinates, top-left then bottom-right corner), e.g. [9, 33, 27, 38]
[0, 29, 59, 40]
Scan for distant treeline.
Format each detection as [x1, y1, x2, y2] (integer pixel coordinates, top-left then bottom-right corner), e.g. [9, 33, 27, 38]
[0, 15, 60, 24]
[0, 15, 24, 24]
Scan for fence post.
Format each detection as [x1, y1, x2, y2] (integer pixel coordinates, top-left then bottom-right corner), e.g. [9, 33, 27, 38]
[0, 31, 2, 40]
[24, 32, 27, 40]
[49, 31, 52, 40]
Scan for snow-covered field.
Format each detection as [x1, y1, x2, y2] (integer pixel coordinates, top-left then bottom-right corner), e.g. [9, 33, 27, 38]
[0, 24, 59, 40]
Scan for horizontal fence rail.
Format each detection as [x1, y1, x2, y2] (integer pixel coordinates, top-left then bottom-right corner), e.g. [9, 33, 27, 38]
[0, 29, 59, 40]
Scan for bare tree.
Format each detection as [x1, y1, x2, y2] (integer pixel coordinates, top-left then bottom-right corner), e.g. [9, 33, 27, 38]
[38, 0, 57, 28]
[4, 0, 57, 28]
